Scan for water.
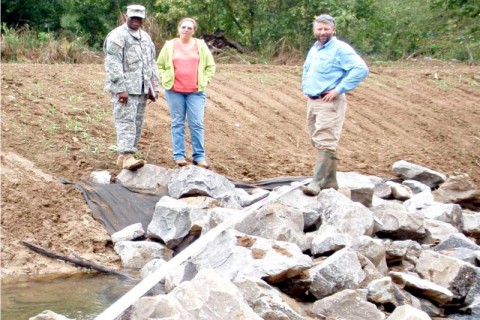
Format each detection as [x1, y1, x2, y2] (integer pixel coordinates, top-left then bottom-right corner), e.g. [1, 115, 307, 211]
[1, 273, 137, 320]
[2, 273, 476, 319]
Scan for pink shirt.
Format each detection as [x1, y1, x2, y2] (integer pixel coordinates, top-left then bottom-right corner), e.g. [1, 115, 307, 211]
[172, 40, 199, 92]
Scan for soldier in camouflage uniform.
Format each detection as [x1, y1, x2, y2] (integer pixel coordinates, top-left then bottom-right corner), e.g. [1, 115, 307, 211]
[104, 4, 160, 170]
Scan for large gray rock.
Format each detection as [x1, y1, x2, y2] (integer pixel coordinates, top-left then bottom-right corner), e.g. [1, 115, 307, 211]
[367, 277, 419, 309]
[311, 225, 351, 256]
[318, 189, 375, 237]
[387, 181, 413, 201]
[168, 166, 241, 208]
[129, 295, 191, 320]
[29, 310, 72, 320]
[385, 240, 422, 265]
[337, 172, 376, 207]
[165, 229, 312, 291]
[89, 170, 111, 184]
[404, 189, 435, 212]
[309, 248, 366, 299]
[437, 247, 479, 265]
[147, 196, 193, 248]
[312, 289, 385, 320]
[389, 271, 453, 305]
[351, 236, 388, 274]
[234, 203, 307, 250]
[463, 210, 480, 238]
[111, 222, 145, 243]
[234, 276, 304, 320]
[276, 187, 320, 229]
[417, 203, 463, 231]
[392, 160, 446, 188]
[140, 258, 167, 279]
[200, 207, 243, 234]
[433, 173, 480, 211]
[117, 164, 173, 192]
[403, 180, 431, 194]
[464, 272, 480, 315]
[235, 187, 269, 207]
[386, 304, 431, 320]
[130, 268, 262, 320]
[422, 219, 460, 245]
[368, 175, 392, 199]
[416, 250, 478, 299]
[140, 258, 167, 294]
[433, 233, 480, 252]
[372, 203, 426, 241]
[114, 240, 173, 269]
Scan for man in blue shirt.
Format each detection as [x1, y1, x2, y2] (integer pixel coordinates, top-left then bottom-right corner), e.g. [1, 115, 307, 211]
[301, 14, 368, 196]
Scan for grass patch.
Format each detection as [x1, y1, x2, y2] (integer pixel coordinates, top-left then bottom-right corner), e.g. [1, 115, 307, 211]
[1, 23, 100, 64]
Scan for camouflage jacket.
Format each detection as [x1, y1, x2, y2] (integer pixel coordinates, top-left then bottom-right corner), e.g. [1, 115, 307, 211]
[103, 23, 160, 95]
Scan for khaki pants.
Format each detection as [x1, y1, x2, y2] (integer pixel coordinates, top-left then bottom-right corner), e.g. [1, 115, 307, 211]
[306, 94, 347, 152]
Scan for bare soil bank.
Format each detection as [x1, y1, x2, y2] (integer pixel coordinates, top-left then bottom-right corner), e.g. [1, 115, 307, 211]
[1, 61, 479, 278]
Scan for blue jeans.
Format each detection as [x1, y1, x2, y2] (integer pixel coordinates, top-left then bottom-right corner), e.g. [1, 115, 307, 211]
[165, 90, 206, 161]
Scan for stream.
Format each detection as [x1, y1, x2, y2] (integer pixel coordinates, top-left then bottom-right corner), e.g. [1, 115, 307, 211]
[1, 273, 137, 319]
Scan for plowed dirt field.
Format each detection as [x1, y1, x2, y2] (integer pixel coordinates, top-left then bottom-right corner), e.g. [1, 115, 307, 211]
[1, 61, 479, 278]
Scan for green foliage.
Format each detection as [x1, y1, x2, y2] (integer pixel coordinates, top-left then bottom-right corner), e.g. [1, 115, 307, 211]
[1, 0, 479, 62]
[1, 23, 97, 63]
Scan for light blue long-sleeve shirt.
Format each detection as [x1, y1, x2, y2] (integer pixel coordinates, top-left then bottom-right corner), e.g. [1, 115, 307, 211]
[302, 37, 368, 96]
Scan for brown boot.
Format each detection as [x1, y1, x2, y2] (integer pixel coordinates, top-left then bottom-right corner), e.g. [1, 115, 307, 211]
[174, 158, 188, 167]
[116, 154, 125, 169]
[302, 150, 338, 196]
[122, 154, 145, 171]
[193, 160, 209, 169]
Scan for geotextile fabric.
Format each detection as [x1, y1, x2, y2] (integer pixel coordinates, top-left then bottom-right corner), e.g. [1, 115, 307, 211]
[61, 176, 307, 235]
[61, 179, 166, 235]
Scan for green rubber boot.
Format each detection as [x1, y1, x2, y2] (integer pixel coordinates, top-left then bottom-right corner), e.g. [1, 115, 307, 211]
[302, 150, 339, 196]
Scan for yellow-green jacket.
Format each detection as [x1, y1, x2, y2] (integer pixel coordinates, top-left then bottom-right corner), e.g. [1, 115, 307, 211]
[157, 38, 216, 91]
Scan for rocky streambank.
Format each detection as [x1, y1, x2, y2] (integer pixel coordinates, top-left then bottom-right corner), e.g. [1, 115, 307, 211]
[31, 160, 480, 320]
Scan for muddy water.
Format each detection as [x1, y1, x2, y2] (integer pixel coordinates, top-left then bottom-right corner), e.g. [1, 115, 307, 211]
[2, 273, 476, 319]
[1, 273, 137, 319]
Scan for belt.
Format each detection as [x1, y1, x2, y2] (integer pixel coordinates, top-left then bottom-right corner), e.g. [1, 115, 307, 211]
[308, 93, 327, 100]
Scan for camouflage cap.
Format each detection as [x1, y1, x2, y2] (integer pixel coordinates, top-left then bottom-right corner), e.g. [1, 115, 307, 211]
[126, 5, 146, 19]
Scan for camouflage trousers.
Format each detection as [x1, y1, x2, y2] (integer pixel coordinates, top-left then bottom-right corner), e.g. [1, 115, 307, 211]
[111, 93, 147, 154]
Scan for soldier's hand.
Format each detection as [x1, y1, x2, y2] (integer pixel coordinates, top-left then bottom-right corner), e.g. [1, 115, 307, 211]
[118, 92, 128, 104]
[148, 91, 157, 102]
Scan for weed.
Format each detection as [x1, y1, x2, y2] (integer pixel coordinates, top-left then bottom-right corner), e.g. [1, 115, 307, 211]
[65, 119, 83, 133]
[366, 76, 387, 88]
[82, 110, 93, 123]
[48, 105, 57, 115]
[46, 123, 60, 134]
[90, 145, 101, 155]
[69, 94, 84, 103]
[108, 145, 119, 153]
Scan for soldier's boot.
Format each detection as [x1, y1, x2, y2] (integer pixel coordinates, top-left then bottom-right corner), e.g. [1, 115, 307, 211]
[116, 154, 125, 169]
[122, 154, 145, 171]
[302, 150, 338, 196]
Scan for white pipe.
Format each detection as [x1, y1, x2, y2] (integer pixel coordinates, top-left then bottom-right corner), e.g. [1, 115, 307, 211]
[95, 178, 311, 320]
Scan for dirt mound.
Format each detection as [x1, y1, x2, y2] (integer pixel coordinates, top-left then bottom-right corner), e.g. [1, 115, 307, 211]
[1, 62, 479, 277]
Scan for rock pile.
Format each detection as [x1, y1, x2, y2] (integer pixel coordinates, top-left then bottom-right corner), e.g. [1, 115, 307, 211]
[32, 160, 480, 320]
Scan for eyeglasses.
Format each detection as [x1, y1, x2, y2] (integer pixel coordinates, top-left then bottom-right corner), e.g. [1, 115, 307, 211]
[180, 26, 193, 30]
